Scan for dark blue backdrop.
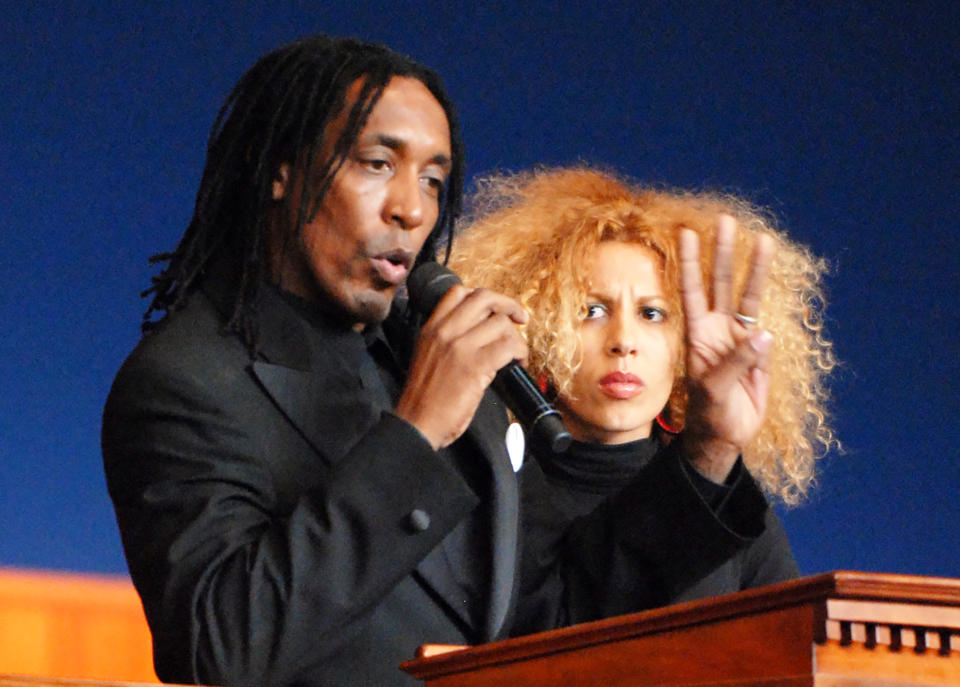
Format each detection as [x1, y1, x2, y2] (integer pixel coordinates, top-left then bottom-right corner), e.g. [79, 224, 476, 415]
[2, 2, 958, 579]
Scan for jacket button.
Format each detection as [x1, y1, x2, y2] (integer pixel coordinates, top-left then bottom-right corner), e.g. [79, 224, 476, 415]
[406, 509, 431, 532]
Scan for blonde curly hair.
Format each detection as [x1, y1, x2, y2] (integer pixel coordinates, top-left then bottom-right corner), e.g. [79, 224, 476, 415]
[448, 167, 837, 504]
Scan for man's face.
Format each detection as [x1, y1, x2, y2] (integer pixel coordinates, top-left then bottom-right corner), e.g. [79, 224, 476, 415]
[274, 76, 452, 327]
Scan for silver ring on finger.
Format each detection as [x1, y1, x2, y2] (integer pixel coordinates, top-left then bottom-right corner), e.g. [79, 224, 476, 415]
[734, 312, 759, 327]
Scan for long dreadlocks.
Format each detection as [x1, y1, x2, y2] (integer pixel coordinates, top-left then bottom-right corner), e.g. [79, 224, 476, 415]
[141, 35, 465, 350]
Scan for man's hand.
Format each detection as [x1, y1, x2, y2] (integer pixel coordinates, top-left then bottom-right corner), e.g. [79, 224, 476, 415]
[395, 286, 528, 449]
[680, 215, 775, 482]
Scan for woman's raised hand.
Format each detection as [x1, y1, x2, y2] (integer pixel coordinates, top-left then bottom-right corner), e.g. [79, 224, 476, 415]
[679, 215, 775, 482]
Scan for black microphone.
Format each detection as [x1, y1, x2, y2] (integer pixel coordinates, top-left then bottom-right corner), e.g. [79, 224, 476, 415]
[407, 262, 572, 454]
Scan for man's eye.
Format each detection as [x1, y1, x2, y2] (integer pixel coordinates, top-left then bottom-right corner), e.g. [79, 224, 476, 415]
[363, 158, 389, 171]
[642, 306, 666, 322]
[421, 175, 444, 193]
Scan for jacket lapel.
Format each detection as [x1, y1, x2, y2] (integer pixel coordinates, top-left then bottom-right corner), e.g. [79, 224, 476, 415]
[409, 395, 519, 640]
[241, 284, 386, 466]
[251, 359, 383, 466]
[467, 390, 520, 641]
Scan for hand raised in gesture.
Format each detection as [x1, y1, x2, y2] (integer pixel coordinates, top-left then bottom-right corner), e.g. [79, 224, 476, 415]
[680, 215, 776, 482]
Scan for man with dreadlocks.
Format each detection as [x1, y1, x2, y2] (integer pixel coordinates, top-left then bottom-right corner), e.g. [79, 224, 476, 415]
[102, 35, 528, 686]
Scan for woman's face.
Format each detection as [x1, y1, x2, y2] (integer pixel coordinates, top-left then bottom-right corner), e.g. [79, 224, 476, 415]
[557, 241, 680, 445]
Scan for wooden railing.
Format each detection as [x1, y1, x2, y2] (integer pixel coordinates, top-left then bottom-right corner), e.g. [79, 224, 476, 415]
[4, 569, 959, 685]
[0, 568, 156, 682]
[403, 571, 960, 686]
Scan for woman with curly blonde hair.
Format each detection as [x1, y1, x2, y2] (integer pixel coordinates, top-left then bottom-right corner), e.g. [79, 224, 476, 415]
[448, 166, 837, 628]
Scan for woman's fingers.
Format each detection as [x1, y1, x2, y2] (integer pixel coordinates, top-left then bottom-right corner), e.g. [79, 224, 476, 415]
[736, 232, 775, 323]
[711, 215, 737, 315]
[679, 228, 709, 325]
[681, 218, 776, 331]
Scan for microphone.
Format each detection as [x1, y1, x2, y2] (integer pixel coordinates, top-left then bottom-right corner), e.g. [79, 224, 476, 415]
[407, 262, 572, 454]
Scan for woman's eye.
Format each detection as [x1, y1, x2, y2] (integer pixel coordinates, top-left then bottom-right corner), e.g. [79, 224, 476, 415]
[584, 304, 607, 319]
[642, 306, 666, 322]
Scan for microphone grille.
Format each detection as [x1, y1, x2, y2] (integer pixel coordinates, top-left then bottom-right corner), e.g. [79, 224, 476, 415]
[407, 262, 463, 315]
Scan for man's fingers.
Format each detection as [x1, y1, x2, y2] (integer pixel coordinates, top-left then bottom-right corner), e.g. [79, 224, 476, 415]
[428, 286, 527, 333]
[400, 290, 529, 449]
[679, 229, 709, 324]
[453, 311, 529, 371]
[712, 215, 737, 314]
[737, 232, 775, 321]
[425, 283, 471, 323]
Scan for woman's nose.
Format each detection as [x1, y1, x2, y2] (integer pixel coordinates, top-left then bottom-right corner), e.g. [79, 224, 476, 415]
[606, 316, 638, 356]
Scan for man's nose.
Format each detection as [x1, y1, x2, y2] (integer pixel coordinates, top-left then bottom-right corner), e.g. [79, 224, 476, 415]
[385, 168, 424, 230]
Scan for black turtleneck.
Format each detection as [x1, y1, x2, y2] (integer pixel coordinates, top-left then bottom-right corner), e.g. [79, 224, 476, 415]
[514, 430, 798, 635]
[535, 435, 739, 519]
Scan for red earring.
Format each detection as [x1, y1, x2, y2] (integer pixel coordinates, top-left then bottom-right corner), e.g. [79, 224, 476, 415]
[536, 372, 549, 394]
[655, 412, 680, 434]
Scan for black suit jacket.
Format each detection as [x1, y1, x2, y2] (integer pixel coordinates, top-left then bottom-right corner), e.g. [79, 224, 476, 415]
[102, 280, 519, 687]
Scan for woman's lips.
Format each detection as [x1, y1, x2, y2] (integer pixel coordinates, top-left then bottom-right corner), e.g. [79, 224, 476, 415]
[599, 371, 644, 399]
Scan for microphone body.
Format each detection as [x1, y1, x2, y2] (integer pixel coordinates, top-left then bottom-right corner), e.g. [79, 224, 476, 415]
[407, 263, 572, 454]
[490, 363, 572, 454]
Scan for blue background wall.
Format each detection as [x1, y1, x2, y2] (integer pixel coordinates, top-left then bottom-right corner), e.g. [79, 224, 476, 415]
[2, 2, 957, 579]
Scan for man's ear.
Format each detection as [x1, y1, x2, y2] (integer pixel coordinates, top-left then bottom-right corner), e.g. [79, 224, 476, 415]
[272, 163, 291, 201]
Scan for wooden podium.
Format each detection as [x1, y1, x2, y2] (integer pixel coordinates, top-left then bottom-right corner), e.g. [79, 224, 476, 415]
[0, 568, 156, 682]
[402, 572, 960, 686]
